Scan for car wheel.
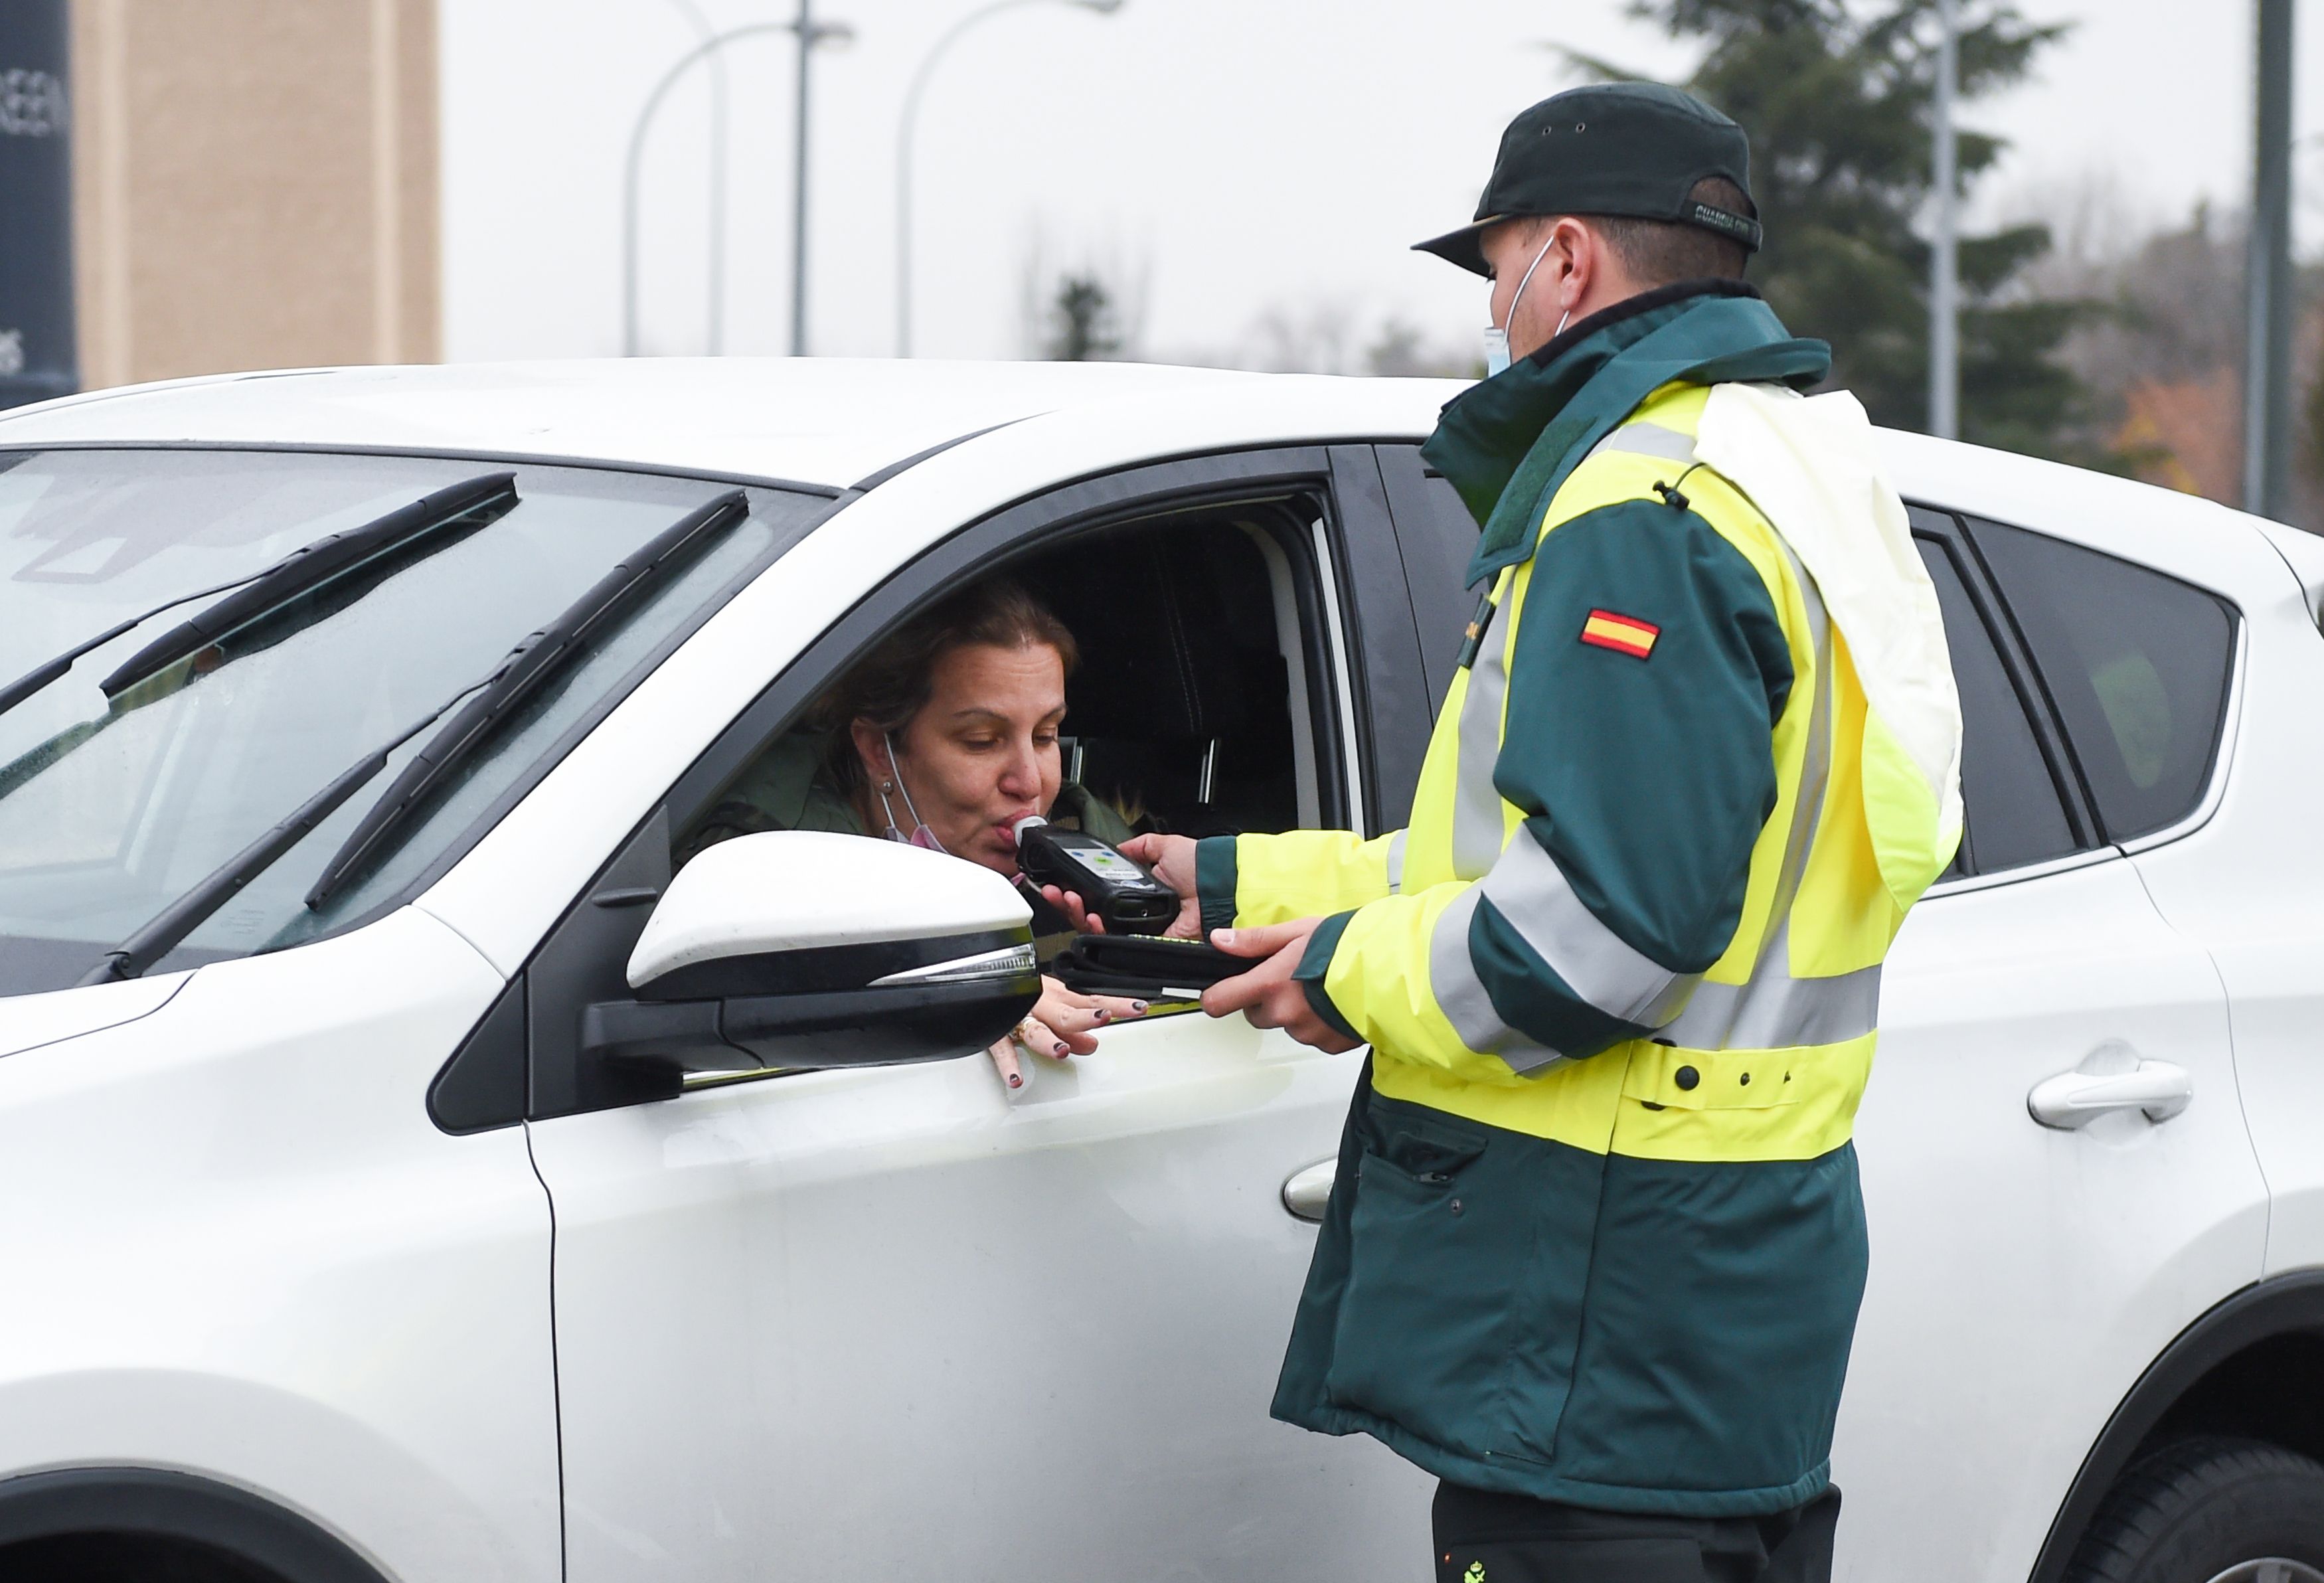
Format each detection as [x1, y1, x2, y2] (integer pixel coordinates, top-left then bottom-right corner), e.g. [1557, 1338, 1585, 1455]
[2067, 1436, 2324, 1583]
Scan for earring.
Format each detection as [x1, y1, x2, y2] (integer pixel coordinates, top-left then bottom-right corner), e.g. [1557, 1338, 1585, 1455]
[880, 779, 894, 793]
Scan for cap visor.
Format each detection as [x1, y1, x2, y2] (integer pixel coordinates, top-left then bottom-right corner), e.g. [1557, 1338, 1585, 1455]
[1412, 218, 1495, 277]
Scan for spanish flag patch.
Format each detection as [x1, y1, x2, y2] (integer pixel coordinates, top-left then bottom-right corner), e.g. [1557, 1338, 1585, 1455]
[1580, 608, 1659, 659]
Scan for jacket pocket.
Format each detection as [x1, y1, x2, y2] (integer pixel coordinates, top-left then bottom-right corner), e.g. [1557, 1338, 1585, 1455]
[1321, 1100, 1584, 1461]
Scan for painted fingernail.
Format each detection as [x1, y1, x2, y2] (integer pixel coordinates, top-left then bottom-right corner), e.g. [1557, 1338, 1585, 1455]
[1053, 1041, 1070, 1056]
[1094, 1009, 1111, 1022]
[1008, 1072, 1023, 1089]
[1131, 1001, 1149, 1013]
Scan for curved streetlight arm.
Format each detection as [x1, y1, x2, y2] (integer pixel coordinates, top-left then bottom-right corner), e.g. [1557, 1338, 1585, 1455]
[623, 22, 797, 358]
[897, 0, 1120, 358]
[667, 0, 728, 356]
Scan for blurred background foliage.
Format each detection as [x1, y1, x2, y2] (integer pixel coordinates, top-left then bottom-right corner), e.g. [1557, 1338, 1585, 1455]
[1036, 0, 2324, 529]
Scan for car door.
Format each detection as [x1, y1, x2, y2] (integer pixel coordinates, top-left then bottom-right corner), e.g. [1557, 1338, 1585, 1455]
[2020, 511, 2324, 1292]
[522, 448, 1434, 1583]
[1833, 509, 2262, 1583]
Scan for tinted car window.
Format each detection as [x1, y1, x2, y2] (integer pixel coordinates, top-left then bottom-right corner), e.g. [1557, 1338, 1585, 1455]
[1916, 535, 2080, 875]
[1967, 518, 2235, 843]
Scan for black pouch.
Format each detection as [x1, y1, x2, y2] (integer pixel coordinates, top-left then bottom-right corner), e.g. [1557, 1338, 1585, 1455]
[1050, 934, 1249, 1000]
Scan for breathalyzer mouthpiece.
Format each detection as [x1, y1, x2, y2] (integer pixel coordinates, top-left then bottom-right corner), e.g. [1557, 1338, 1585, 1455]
[1011, 815, 1048, 847]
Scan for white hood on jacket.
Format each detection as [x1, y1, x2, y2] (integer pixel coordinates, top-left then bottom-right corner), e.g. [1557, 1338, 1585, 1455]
[1694, 382, 1965, 890]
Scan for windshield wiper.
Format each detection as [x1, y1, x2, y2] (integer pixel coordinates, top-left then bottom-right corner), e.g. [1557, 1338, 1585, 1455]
[0, 565, 272, 719]
[303, 489, 752, 910]
[95, 471, 518, 700]
[76, 677, 494, 986]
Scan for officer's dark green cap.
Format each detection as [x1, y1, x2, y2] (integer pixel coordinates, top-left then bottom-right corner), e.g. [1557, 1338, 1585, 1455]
[1414, 82, 1761, 276]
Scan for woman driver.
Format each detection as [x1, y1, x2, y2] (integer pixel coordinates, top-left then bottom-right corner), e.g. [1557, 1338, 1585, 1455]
[683, 578, 1147, 1088]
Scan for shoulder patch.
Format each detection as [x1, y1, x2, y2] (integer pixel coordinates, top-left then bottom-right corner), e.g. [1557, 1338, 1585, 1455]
[1579, 608, 1659, 659]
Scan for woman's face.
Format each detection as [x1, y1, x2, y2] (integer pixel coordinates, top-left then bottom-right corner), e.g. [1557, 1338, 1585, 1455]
[856, 640, 1066, 875]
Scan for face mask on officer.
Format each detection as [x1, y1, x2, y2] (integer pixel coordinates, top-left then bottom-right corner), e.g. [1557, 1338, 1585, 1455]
[1483, 226, 1572, 378]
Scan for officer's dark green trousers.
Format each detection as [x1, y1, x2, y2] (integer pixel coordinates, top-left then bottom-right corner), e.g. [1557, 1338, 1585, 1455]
[1432, 1481, 1841, 1583]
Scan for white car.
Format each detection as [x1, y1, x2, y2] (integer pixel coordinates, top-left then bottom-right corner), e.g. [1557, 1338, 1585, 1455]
[0, 359, 2318, 1583]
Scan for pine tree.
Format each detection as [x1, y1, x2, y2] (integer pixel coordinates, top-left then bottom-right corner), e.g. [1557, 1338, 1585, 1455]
[1578, 0, 2088, 459]
[1046, 274, 1123, 362]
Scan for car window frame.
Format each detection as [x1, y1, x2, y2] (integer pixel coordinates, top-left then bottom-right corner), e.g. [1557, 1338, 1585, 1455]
[1327, 445, 1435, 831]
[664, 446, 1378, 839]
[489, 445, 1394, 1127]
[1373, 442, 1482, 720]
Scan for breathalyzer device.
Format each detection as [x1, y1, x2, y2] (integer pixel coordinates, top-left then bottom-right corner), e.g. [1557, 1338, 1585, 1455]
[1013, 815, 1180, 935]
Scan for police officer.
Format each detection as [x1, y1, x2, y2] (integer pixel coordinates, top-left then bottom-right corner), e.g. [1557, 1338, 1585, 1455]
[1123, 83, 1963, 1582]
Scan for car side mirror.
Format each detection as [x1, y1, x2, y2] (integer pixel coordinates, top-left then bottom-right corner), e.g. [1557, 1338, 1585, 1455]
[580, 831, 1038, 1097]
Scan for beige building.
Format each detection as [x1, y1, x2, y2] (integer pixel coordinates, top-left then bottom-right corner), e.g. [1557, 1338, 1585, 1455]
[68, 0, 440, 389]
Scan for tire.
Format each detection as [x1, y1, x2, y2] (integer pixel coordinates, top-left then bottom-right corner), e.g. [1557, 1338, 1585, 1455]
[2067, 1436, 2324, 1583]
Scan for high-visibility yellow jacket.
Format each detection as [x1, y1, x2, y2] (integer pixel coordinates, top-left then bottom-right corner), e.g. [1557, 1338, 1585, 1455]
[1203, 284, 1962, 1517]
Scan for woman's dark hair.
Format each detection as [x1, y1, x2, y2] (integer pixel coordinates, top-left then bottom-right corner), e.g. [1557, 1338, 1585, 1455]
[815, 576, 1079, 793]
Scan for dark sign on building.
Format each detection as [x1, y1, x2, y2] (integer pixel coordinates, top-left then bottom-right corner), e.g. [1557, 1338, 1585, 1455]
[0, 1, 77, 409]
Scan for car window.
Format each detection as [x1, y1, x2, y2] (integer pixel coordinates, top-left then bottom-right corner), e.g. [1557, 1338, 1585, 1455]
[1965, 517, 2236, 843]
[675, 501, 1343, 871]
[1915, 534, 2080, 875]
[0, 449, 827, 996]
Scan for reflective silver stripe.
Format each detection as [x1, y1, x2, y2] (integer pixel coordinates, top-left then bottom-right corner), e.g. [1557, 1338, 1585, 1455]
[1661, 963, 1882, 1048]
[1477, 831, 1695, 1027]
[1450, 584, 1511, 877]
[1588, 420, 1697, 465]
[1429, 888, 1572, 1076]
[1384, 829, 1407, 893]
[871, 942, 1037, 985]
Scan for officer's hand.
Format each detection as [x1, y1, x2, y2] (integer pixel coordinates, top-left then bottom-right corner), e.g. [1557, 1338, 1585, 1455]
[1117, 833, 1202, 938]
[1201, 920, 1360, 1054]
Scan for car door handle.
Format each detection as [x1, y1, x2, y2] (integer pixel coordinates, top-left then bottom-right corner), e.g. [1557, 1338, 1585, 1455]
[1282, 1159, 1337, 1221]
[2027, 1058, 2194, 1128]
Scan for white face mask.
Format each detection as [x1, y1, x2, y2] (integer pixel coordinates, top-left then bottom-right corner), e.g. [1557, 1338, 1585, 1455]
[876, 733, 950, 855]
[1482, 232, 1567, 378]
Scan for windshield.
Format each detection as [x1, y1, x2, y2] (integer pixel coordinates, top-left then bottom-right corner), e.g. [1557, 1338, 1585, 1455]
[0, 448, 826, 997]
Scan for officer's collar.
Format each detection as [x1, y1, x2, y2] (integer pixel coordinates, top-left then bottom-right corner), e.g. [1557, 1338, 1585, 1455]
[1531, 277, 1765, 373]
[1422, 280, 1831, 588]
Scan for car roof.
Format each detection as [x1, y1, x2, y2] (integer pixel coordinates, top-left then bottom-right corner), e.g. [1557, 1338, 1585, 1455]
[0, 359, 1305, 490]
[0, 359, 2268, 568]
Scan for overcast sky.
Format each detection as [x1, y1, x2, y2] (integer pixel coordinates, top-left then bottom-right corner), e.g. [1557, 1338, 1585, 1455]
[438, 0, 2324, 368]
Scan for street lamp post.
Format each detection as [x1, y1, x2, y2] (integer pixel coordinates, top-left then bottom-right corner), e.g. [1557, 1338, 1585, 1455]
[622, 11, 851, 361]
[1928, 0, 1959, 442]
[666, 0, 729, 356]
[790, 0, 857, 357]
[895, 0, 1124, 359]
[624, 23, 790, 359]
[2244, 0, 2295, 520]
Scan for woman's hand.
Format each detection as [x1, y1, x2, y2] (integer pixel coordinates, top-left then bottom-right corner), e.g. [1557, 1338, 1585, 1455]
[1117, 833, 1203, 939]
[987, 973, 1149, 1090]
[1039, 884, 1106, 934]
